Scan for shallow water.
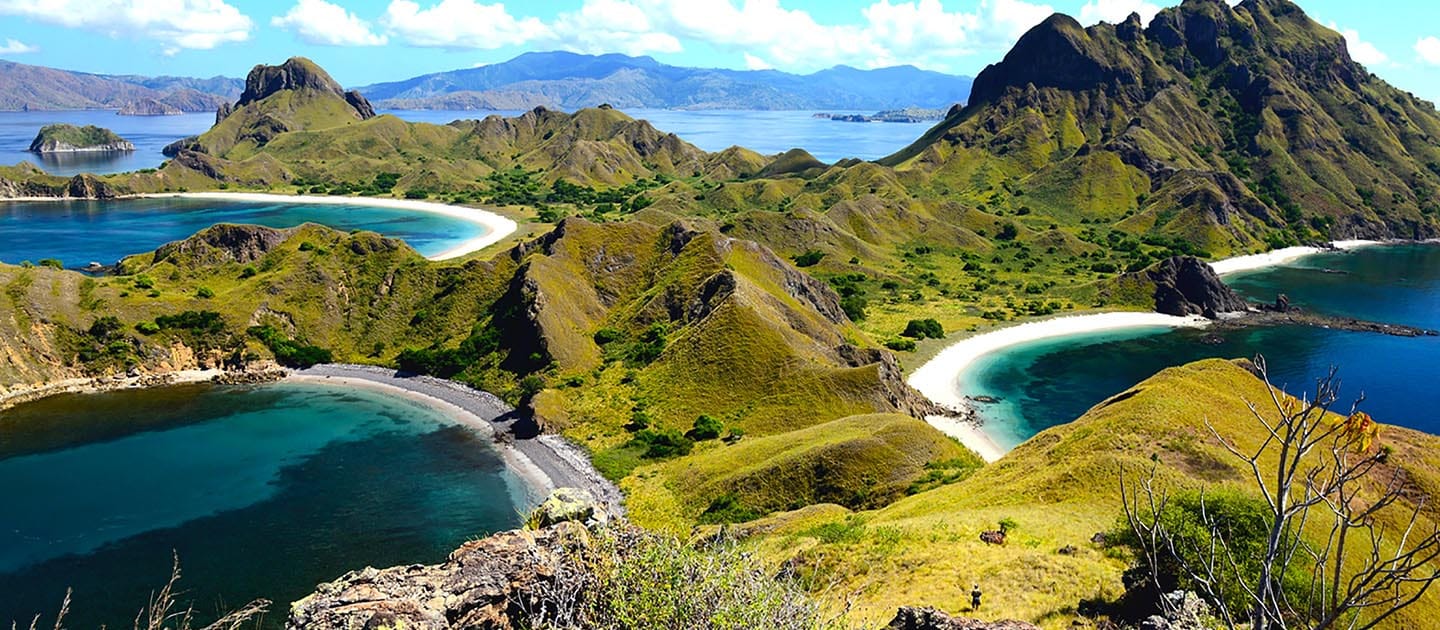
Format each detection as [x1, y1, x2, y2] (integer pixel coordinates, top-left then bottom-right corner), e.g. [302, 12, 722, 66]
[0, 196, 485, 267]
[0, 381, 526, 628]
[960, 244, 1440, 449]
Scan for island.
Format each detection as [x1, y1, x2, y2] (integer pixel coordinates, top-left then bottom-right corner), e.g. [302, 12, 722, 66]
[117, 97, 183, 116]
[28, 123, 135, 153]
[814, 106, 947, 123]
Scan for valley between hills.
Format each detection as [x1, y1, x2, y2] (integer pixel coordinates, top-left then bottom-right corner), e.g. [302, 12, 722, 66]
[4, 1, 1440, 628]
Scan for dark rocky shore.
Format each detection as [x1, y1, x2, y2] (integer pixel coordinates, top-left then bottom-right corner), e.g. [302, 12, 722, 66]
[292, 363, 625, 516]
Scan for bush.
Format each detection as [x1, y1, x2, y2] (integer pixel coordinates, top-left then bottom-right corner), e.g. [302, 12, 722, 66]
[792, 250, 826, 267]
[687, 415, 724, 441]
[995, 222, 1019, 241]
[901, 318, 944, 339]
[156, 310, 225, 334]
[518, 374, 547, 399]
[135, 321, 161, 335]
[196, 287, 215, 299]
[884, 338, 916, 352]
[132, 274, 155, 289]
[38, 258, 63, 270]
[840, 295, 867, 321]
[635, 428, 693, 458]
[532, 530, 834, 629]
[239, 266, 257, 279]
[247, 325, 332, 368]
[88, 316, 123, 339]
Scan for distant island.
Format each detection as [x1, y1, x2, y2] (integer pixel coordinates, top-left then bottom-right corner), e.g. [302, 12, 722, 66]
[28, 124, 135, 153]
[814, 107, 949, 123]
[357, 51, 973, 111]
[0, 60, 240, 112]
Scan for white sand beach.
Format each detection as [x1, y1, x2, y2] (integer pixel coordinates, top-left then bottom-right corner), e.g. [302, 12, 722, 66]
[907, 312, 1210, 462]
[1210, 239, 1382, 276]
[908, 239, 1386, 462]
[139, 192, 520, 260]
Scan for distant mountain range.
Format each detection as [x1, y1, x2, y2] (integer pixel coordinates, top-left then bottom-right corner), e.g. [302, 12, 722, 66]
[0, 60, 242, 113]
[355, 51, 973, 111]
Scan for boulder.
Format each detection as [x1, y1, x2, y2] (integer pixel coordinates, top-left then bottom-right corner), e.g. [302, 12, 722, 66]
[1144, 256, 1249, 317]
[533, 487, 608, 529]
[886, 606, 1041, 630]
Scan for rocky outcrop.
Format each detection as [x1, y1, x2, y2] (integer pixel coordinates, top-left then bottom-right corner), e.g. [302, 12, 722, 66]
[151, 224, 292, 266]
[118, 97, 182, 116]
[65, 174, 117, 199]
[887, 606, 1041, 630]
[237, 57, 375, 121]
[287, 489, 607, 630]
[28, 123, 134, 153]
[1144, 256, 1249, 317]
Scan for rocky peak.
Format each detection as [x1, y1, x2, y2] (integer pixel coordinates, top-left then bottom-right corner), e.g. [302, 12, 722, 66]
[967, 13, 1139, 108]
[235, 57, 375, 120]
[1143, 256, 1251, 317]
[152, 224, 291, 266]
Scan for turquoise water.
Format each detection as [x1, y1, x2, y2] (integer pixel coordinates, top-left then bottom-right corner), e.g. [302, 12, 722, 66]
[0, 381, 526, 628]
[962, 244, 1440, 449]
[0, 197, 484, 267]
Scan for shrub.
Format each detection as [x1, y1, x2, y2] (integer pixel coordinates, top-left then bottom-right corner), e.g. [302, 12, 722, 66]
[884, 339, 917, 352]
[792, 250, 826, 267]
[196, 287, 215, 299]
[687, 415, 724, 441]
[38, 258, 63, 270]
[132, 274, 155, 289]
[247, 325, 332, 368]
[135, 321, 161, 335]
[995, 222, 1019, 241]
[518, 374, 547, 399]
[698, 493, 761, 524]
[156, 310, 225, 334]
[901, 318, 944, 339]
[239, 266, 257, 279]
[840, 295, 867, 321]
[635, 428, 693, 458]
[88, 316, 123, 339]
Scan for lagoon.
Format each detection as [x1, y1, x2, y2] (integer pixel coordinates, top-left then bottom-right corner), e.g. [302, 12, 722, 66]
[0, 380, 527, 629]
[961, 244, 1440, 450]
[0, 196, 488, 268]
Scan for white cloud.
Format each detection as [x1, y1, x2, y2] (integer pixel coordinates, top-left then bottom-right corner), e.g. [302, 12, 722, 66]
[1078, 0, 1160, 26]
[1327, 23, 1386, 67]
[547, 0, 681, 56]
[273, 0, 386, 46]
[378, 0, 1056, 73]
[382, 0, 550, 49]
[0, 38, 36, 54]
[0, 0, 251, 53]
[744, 53, 771, 70]
[1417, 36, 1440, 66]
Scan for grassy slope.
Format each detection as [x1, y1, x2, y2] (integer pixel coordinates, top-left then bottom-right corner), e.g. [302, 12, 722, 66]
[737, 359, 1440, 628]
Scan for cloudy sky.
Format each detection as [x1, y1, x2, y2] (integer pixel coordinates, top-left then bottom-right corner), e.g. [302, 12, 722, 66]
[0, 0, 1437, 99]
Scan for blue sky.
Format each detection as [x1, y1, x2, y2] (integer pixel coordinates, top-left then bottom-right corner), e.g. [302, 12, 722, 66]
[0, 0, 1438, 100]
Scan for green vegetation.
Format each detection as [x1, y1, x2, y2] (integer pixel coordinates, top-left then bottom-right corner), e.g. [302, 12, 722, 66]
[29, 124, 130, 151]
[900, 318, 944, 339]
[247, 325, 332, 368]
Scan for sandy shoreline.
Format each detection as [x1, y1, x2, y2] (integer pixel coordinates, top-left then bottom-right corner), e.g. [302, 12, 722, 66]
[0, 368, 227, 411]
[136, 192, 519, 260]
[907, 312, 1210, 462]
[909, 239, 1388, 462]
[291, 364, 625, 516]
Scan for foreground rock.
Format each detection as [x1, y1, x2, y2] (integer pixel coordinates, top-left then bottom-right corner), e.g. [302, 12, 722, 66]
[887, 606, 1040, 630]
[287, 488, 607, 630]
[28, 123, 135, 153]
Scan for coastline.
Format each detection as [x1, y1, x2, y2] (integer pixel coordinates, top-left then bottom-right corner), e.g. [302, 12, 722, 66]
[290, 364, 625, 516]
[0, 368, 231, 412]
[907, 312, 1210, 462]
[908, 239, 1387, 463]
[136, 192, 520, 261]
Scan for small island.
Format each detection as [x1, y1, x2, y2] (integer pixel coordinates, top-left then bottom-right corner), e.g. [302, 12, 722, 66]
[28, 123, 136, 153]
[814, 106, 947, 123]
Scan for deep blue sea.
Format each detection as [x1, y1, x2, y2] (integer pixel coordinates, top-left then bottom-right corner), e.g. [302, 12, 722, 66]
[960, 244, 1440, 449]
[0, 108, 930, 177]
[0, 197, 484, 267]
[0, 381, 526, 629]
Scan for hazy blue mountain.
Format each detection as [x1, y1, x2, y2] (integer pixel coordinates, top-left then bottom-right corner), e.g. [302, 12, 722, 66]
[0, 59, 242, 112]
[355, 51, 972, 111]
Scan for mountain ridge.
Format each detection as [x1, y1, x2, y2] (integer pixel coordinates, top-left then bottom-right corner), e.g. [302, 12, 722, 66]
[356, 50, 973, 111]
[0, 59, 241, 112]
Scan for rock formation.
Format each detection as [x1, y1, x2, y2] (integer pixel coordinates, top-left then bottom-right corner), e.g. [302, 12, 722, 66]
[1144, 256, 1249, 317]
[886, 606, 1041, 630]
[237, 57, 374, 121]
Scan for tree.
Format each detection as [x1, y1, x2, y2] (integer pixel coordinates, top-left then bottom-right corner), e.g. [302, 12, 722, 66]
[1120, 356, 1440, 630]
